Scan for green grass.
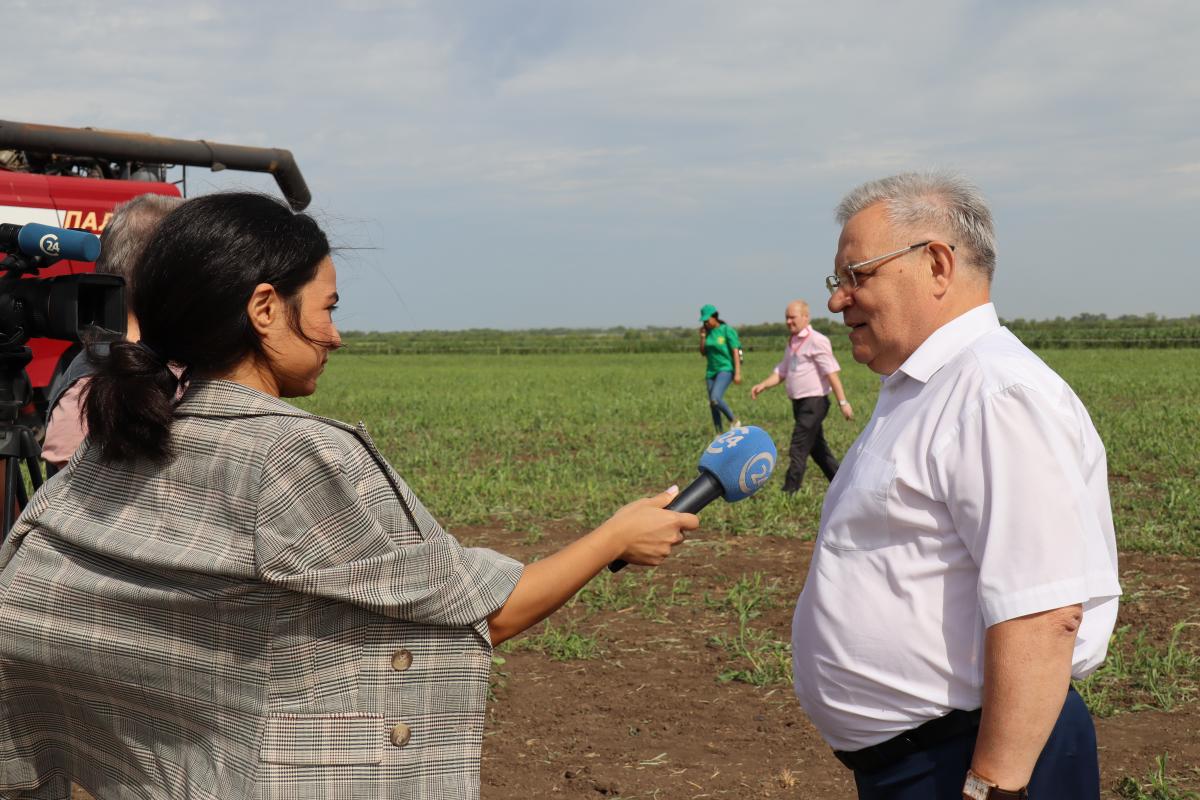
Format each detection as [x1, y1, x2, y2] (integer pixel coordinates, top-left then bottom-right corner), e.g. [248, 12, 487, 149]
[711, 625, 792, 687]
[284, 343, 1200, 778]
[1042, 349, 1200, 554]
[1076, 622, 1200, 717]
[707, 572, 792, 687]
[1116, 754, 1200, 800]
[502, 621, 599, 661]
[294, 347, 1200, 555]
[573, 570, 647, 613]
[706, 572, 780, 620]
[337, 314, 1200, 355]
[570, 570, 693, 622]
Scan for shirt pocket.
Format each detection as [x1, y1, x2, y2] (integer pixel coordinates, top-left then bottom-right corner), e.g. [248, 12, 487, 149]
[259, 712, 385, 765]
[821, 449, 896, 552]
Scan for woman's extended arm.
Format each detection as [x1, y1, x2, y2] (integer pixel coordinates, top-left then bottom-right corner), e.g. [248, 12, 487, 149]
[487, 488, 698, 645]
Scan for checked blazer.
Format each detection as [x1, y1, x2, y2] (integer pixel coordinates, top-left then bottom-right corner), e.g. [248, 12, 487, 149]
[0, 379, 523, 800]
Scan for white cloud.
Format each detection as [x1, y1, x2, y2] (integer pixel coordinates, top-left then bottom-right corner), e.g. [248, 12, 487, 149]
[4, 0, 1198, 326]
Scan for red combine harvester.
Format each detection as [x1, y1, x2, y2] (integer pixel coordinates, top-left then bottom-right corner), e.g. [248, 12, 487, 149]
[0, 119, 311, 410]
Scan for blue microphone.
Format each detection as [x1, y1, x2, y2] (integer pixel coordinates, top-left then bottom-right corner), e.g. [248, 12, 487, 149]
[609, 425, 777, 572]
[7, 223, 101, 262]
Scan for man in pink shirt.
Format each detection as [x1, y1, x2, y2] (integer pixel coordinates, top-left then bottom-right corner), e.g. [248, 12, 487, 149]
[751, 300, 853, 493]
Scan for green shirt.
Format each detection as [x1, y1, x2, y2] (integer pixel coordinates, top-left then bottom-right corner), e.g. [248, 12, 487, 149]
[704, 323, 741, 378]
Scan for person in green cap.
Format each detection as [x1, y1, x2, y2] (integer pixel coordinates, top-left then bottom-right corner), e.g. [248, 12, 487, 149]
[698, 304, 742, 432]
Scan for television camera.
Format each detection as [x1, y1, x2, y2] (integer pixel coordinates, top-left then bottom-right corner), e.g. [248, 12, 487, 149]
[0, 221, 122, 536]
[0, 118, 313, 539]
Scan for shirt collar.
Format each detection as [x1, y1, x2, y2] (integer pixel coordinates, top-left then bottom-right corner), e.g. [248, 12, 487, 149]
[894, 303, 1000, 384]
[790, 326, 812, 349]
[175, 378, 313, 419]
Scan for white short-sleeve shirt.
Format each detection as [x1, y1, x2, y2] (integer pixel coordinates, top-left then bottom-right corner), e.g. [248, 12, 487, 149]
[791, 303, 1121, 751]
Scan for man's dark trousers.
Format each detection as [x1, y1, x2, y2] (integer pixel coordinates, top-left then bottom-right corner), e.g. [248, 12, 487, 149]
[852, 687, 1100, 799]
[784, 395, 840, 492]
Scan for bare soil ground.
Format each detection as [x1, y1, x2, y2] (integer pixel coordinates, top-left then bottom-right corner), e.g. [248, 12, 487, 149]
[68, 529, 1199, 800]
[464, 526, 1200, 800]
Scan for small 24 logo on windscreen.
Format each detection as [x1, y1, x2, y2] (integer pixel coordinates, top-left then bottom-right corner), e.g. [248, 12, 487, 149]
[38, 233, 60, 256]
[738, 452, 775, 494]
[707, 426, 749, 454]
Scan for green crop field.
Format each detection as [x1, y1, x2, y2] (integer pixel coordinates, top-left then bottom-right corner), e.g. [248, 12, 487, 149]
[285, 342, 1200, 796]
[295, 346, 1200, 556]
[339, 313, 1200, 355]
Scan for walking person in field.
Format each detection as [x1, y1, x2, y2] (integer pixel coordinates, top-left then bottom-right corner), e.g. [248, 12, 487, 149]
[0, 192, 698, 800]
[750, 299, 853, 494]
[42, 192, 182, 469]
[698, 303, 742, 432]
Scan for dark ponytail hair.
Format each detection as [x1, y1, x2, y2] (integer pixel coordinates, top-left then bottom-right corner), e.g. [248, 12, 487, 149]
[84, 192, 330, 462]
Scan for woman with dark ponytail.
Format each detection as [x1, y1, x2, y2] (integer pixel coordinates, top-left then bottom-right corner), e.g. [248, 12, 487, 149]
[83, 191, 336, 463]
[0, 193, 697, 800]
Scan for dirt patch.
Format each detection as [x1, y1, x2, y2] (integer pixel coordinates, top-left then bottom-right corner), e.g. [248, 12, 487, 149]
[462, 526, 1200, 799]
[65, 532, 1199, 800]
[1092, 553, 1200, 792]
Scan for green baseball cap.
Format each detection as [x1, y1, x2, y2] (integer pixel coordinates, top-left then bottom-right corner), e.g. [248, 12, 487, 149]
[699, 303, 718, 322]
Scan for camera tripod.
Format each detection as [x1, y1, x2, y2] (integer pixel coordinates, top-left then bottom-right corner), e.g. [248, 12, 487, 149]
[0, 345, 46, 541]
[0, 225, 122, 542]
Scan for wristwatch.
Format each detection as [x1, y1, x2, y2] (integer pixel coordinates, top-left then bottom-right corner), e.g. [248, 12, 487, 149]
[963, 769, 1028, 799]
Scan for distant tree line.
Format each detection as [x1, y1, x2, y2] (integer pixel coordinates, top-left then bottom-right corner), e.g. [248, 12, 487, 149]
[338, 313, 1200, 355]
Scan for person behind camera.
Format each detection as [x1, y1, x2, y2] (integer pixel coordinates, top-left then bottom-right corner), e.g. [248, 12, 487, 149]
[0, 192, 697, 800]
[41, 192, 183, 468]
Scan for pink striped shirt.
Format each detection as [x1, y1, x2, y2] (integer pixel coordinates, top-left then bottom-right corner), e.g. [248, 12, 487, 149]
[773, 326, 841, 399]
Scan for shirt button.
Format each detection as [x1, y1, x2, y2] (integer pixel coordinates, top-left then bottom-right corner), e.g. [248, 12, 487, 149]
[391, 649, 413, 671]
[390, 722, 412, 748]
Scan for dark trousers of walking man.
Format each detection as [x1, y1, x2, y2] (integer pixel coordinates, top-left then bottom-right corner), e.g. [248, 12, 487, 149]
[784, 396, 840, 493]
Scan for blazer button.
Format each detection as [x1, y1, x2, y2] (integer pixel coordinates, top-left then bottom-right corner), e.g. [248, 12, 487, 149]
[390, 722, 412, 748]
[391, 649, 413, 671]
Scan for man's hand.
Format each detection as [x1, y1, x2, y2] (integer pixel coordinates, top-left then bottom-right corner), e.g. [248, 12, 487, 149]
[839, 401, 854, 421]
[751, 373, 781, 398]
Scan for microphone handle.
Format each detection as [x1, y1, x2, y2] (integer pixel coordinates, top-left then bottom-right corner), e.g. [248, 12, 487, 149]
[608, 471, 723, 573]
[0, 224, 21, 251]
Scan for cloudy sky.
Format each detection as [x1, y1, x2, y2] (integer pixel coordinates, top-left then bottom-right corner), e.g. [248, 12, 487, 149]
[8, 1, 1198, 330]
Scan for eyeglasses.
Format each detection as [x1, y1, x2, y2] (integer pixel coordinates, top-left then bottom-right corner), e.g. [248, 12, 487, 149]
[825, 241, 955, 296]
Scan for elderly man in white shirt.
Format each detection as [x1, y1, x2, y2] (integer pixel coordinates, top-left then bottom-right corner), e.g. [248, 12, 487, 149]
[791, 172, 1120, 800]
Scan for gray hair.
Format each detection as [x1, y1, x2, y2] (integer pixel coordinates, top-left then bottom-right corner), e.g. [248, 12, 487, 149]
[95, 193, 184, 294]
[835, 171, 996, 280]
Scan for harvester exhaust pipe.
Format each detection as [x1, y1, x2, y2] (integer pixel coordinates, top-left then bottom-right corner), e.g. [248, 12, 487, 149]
[0, 119, 312, 211]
